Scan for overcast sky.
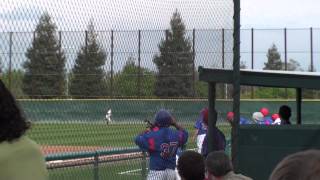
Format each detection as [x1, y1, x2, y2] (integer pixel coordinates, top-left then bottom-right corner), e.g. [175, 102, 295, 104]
[1, 0, 319, 32]
[242, 0, 320, 28]
[1, 0, 319, 71]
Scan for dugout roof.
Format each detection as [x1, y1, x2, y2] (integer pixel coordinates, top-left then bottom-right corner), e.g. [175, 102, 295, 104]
[198, 66, 320, 89]
[198, 66, 320, 125]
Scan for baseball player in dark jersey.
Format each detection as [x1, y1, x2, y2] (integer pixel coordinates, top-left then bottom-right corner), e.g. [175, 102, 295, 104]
[135, 109, 188, 180]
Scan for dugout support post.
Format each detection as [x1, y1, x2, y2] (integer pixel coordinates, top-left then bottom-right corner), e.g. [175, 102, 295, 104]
[208, 82, 217, 153]
[296, 88, 302, 125]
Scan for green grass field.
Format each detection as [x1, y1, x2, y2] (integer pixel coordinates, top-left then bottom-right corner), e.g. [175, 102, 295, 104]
[27, 122, 231, 180]
[27, 122, 231, 148]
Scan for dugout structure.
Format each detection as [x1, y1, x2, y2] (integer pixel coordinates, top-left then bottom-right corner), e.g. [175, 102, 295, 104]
[199, 67, 320, 180]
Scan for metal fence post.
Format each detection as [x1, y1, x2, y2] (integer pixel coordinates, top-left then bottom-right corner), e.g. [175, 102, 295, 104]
[310, 27, 314, 72]
[222, 28, 227, 99]
[141, 152, 147, 180]
[8, 32, 13, 91]
[232, 0, 241, 169]
[110, 30, 114, 97]
[93, 151, 99, 180]
[85, 30, 88, 56]
[59, 31, 66, 96]
[32, 31, 35, 97]
[284, 28, 288, 98]
[138, 30, 141, 98]
[251, 28, 254, 99]
[192, 28, 196, 97]
[284, 28, 287, 71]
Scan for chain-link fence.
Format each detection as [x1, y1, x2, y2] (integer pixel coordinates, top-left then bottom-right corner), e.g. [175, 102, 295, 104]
[2, 0, 320, 179]
[0, 29, 232, 99]
[1, 0, 235, 180]
[1, 28, 320, 99]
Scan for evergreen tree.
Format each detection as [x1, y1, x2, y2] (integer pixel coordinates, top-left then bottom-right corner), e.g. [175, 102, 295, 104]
[263, 44, 282, 70]
[23, 13, 66, 98]
[113, 55, 155, 97]
[153, 10, 193, 97]
[0, 60, 2, 75]
[69, 21, 107, 98]
[284, 59, 303, 71]
[1, 70, 25, 98]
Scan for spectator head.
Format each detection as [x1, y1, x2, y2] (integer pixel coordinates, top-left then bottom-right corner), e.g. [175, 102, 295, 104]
[260, 107, 269, 117]
[206, 151, 233, 179]
[226, 112, 234, 123]
[278, 105, 291, 121]
[271, 114, 280, 121]
[252, 112, 264, 123]
[0, 80, 30, 143]
[177, 151, 205, 180]
[202, 107, 209, 125]
[269, 149, 320, 180]
[154, 109, 172, 127]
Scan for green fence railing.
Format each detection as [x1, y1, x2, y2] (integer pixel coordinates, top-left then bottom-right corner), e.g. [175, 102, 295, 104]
[46, 148, 147, 180]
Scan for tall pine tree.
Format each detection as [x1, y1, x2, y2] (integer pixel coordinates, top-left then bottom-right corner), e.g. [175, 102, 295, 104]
[23, 13, 66, 98]
[153, 10, 193, 97]
[69, 21, 107, 98]
[0, 60, 2, 75]
[263, 44, 282, 70]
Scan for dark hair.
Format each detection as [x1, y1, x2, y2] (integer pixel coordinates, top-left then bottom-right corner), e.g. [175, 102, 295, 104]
[0, 80, 30, 142]
[269, 150, 320, 180]
[205, 151, 233, 177]
[203, 109, 217, 126]
[279, 105, 291, 121]
[177, 151, 205, 180]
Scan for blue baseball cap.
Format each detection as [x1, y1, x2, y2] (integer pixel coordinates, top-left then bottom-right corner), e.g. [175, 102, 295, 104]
[154, 109, 172, 127]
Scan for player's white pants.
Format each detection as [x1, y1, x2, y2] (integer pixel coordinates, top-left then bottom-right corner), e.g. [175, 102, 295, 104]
[175, 155, 181, 180]
[197, 134, 206, 153]
[147, 169, 177, 180]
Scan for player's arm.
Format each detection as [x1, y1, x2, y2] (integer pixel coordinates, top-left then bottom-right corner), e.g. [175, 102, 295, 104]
[171, 117, 184, 130]
[134, 134, 149, 151]
[171, 117, 188, 145]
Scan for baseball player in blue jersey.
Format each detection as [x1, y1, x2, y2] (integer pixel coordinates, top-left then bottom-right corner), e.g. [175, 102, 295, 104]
[135, 109, 188, 180]
[193, 107, 208, 153]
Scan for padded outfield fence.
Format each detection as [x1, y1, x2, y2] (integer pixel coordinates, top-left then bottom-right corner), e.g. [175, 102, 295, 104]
[19, 98, 320, 179]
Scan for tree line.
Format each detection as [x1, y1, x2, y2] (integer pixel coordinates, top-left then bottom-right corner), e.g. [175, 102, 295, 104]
[0, 11, 318, 99]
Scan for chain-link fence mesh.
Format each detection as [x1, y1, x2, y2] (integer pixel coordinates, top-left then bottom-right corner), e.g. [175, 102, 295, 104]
[1, 0, 235, 180]
[2, 28, 320, 99]
[2, 1, 320, 179]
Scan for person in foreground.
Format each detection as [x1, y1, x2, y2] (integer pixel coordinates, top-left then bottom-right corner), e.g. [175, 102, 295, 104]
[269, 149, 320, 180]
[177, 151, 205, 180]
[135, 109, 188, 180]
[201, 109, 226, 157]
[205, 151, 252, 180]
[0, 80, 48, 180]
